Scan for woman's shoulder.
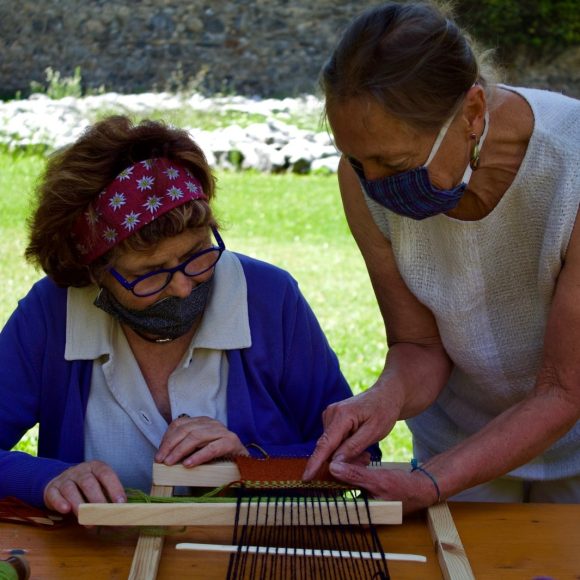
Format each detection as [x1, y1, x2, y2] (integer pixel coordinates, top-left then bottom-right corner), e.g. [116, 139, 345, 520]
[503, 85, 580, 136]
[503, 84, 579, 108]
[234, 252, 298, 287]
[18, 276, 68, 311]
[2, 277, 68, 346]
[232, 252, 302, 311]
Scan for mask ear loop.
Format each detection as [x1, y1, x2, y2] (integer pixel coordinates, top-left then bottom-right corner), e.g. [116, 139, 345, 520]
[424, 114, 455, 167]
[424, 84, 476, 168]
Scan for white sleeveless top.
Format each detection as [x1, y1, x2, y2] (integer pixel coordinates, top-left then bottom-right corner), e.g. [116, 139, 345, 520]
[364, 86, 580, 480]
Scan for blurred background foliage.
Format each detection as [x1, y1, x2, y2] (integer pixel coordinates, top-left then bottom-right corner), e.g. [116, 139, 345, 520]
[455, 0, 580, 61]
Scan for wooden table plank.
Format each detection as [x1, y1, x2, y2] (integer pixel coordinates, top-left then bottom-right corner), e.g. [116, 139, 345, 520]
[451, 503, 580, 580]
[1, 502, 578, 579]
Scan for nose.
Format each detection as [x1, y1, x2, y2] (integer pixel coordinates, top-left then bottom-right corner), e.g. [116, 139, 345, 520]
[364, 167, 382, 181]
[165, 271, 194, 298]
[362, 163, 392, 181]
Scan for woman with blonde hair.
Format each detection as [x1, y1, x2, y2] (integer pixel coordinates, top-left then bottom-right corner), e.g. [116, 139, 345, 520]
[304, 1, 580, 511]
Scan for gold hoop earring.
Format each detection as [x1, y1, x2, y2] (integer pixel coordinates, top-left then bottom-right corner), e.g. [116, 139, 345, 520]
[469, 132, 480, 170]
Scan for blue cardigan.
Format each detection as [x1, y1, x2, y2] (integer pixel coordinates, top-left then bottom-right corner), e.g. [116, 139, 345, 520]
[0, 254, 368, 507]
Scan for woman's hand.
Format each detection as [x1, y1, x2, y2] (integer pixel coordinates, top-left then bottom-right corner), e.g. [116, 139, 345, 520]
[43, 461, 126, 516]
[155, 415, 249, 468]
[328, 462, 439, 514]
[303, 385, 396, 480]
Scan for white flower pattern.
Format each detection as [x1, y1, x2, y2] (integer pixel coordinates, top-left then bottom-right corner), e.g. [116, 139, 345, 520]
[75, 158, 207, 263]
[137, 175, 155, 191]
[164, 167, 180, 180]
[85, 207, 100, 226]
[122, 211, 141, 231]
[185, 181, 200, 194]
[102, 227, 118, 242]
[144, 195, 162, 213]
[109, 192, 126, 210]
[166, 185, 184, 200]
[117, 167, 134, 181]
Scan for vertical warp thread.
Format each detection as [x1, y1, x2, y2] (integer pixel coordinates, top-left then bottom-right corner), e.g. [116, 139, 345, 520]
[226, 459, 390, 580]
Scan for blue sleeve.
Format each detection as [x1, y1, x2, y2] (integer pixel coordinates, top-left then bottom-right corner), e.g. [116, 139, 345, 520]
[237, 256, 380, 460]
[272, 278, 380, 460]
[274, 281, 351, 452]
[0, 282, 77, 507]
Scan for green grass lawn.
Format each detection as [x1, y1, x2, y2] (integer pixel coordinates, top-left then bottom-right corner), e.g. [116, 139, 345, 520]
[0, 148, 412, 460]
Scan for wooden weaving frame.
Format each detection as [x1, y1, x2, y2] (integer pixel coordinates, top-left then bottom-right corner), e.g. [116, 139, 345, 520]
[79, 461, 402, 527]
[78, 461, 474, 580]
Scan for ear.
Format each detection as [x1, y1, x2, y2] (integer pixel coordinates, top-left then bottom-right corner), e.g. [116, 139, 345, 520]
[461, 84, 486, 135]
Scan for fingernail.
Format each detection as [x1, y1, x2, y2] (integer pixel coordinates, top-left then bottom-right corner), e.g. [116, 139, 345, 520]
[330, 461, 346, 475]
[115, 496, 126, 504]
[334, 454, 346, 463]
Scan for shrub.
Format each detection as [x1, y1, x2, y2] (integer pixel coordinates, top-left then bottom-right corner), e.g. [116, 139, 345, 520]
[455, 0, 580, 62]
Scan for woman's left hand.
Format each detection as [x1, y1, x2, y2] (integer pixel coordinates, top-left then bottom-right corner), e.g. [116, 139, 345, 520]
[328, 461, 439, 514]
[155, 415, 249, 468]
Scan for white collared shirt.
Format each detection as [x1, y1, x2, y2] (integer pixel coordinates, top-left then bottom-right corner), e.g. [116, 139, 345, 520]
[65, 251, 251, 491]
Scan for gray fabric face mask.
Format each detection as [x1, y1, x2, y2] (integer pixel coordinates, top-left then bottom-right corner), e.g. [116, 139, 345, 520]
[94, 277, 214, 342]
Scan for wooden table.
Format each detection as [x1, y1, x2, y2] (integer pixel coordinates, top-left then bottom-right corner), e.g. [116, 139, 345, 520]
[1, 503, 578, 579]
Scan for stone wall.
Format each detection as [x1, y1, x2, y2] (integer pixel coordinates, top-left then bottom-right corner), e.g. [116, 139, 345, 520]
[1, 0, 578, 99]
[0, 0, 366, 98]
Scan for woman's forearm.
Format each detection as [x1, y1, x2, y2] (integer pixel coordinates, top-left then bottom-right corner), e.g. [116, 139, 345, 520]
[377, 341, 453, 419]
[423, 387, 580, 499]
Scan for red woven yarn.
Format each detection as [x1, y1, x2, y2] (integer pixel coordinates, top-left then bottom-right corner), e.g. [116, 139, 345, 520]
[234, 456, 345, 490]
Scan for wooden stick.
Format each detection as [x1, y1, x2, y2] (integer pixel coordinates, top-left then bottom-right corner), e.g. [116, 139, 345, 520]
[153, 461, 239, 487]
[427, 502, 475, 580]
[176, 542, 427, 562]
[79, 499, 402, 527]
[128, 484, 173, 580]
[153, 461, 409, 488]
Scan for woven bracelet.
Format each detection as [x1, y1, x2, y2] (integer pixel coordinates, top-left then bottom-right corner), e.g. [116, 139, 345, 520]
[410, 458, 441, 503]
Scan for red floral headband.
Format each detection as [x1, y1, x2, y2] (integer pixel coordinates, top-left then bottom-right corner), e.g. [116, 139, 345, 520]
[72, 158, 208, 264]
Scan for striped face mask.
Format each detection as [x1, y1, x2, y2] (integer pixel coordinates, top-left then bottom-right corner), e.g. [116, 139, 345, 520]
[352, 112, 489, 221]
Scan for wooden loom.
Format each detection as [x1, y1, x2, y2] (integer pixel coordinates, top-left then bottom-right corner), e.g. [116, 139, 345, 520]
[78, 460, 474, 580]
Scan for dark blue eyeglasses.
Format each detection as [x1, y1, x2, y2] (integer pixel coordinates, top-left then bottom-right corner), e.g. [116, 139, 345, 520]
[110, 226, 225, 297]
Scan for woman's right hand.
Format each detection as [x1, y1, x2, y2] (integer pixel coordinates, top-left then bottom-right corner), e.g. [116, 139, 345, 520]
[43, 460, 126, 516]
[155, 415, 249, 468]
[303, 384, 397, 480]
